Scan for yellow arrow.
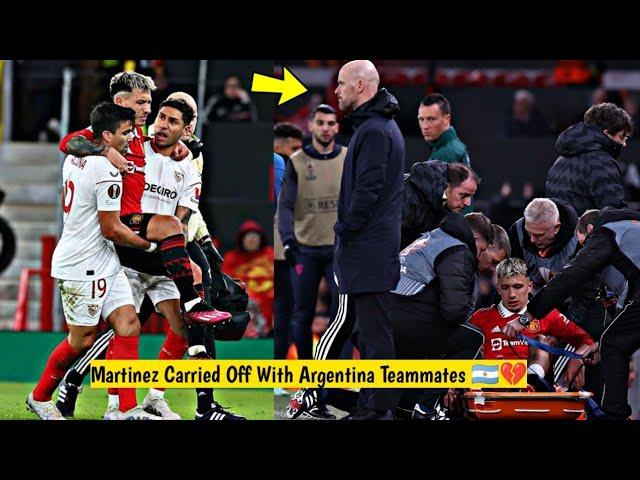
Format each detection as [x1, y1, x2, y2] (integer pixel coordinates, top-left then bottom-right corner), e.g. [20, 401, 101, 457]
[251, 67, 308, 106]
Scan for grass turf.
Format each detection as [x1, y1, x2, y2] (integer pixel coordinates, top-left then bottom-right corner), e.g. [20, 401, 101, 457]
[0, 382, 272, 420]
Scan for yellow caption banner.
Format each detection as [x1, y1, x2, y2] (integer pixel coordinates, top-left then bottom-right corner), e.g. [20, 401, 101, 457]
[91, 360, 527, 389]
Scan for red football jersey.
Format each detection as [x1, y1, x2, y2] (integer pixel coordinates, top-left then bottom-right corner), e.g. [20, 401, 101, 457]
[59, 125, 147, 216]
[470, 302, 594, 360]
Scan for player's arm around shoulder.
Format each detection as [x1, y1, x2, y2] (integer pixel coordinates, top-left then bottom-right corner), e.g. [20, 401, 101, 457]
[60, 127, 96, 155]
[62, 128, 128, 174]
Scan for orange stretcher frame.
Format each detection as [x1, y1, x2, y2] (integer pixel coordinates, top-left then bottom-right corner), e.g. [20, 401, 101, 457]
[463, 390, 593, 420]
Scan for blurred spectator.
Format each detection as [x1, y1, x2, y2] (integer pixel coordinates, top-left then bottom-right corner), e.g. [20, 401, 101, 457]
[38, 117, 61, 143]
[620, 157, 640, 203]
[280, 93, 324, 136]
[489, 180, 540, 230]
[222, 220, 274, 337]
[505, 89, 552, 137]
[571, 87, 624, 127]
[592, 87, 609, 106]
[204, 74, 257, 123]
[624, 94, 640, 127]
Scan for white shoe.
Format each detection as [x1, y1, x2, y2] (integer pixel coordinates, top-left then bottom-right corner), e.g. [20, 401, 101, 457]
[26, 392, 65, 420]
[105, 405, 164, 420]
[103, 405, 121, 420]
[142, 393, 181, 420]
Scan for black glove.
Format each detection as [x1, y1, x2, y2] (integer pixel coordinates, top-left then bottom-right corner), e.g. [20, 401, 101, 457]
[198, 236, 224, 271]
[283, 239, 299, 267]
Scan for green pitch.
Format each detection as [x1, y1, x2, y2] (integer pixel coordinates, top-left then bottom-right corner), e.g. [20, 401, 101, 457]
[0, 382, 272, 420]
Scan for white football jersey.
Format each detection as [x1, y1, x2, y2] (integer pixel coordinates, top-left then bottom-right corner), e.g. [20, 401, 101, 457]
[52, 155, 123, 280]
[141, 141, 201, 215]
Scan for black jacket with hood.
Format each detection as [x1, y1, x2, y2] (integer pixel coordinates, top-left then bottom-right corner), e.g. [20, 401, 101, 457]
[546, 122, 627, 216]
[334, 88, 405, 294]
[400, 159, 450, 250]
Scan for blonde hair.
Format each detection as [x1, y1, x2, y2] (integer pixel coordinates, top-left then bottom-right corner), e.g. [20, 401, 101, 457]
[496, 257, 528, 280]
[110, 71, 157, 100]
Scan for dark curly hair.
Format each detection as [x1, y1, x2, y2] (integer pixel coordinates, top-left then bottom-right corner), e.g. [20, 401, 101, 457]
[584, 102, 633, 135]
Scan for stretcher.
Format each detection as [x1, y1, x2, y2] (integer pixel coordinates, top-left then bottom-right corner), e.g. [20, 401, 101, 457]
[463, 390, 593, 420]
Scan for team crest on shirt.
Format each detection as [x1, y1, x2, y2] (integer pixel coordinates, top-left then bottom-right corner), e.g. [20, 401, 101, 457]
[526, 319, 540, 333]
[305, 163, 317, 180]
[108, 184, 121, 199]
[87, 305, 99, 316]
[174, 171, 184, 182]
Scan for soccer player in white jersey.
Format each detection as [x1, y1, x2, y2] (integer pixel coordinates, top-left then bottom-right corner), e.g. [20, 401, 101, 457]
[165, 92, 225, 302]
[58, 99, 246, 420]
[120, 98, 245, 419]
[147, 94, 245, 419]
[59, 72, 229, 327]
[27, 103, 163, 420]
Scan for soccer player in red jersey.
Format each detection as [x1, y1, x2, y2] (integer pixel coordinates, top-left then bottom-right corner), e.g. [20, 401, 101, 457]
[59, 71, 228, 325]
[470, 257, 597, 389]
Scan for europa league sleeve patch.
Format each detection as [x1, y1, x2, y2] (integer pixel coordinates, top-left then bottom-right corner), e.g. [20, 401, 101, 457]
[108, 184, 121, 199]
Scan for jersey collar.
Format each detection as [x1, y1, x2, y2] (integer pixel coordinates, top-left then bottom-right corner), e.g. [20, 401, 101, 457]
[497, 301, 527, 318]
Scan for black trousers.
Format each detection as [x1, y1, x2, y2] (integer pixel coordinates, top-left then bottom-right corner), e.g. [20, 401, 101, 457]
[274, 260, 294, 359]
[353, 291, 396, 411]
[599, 301, 640, 419]
[314, 279, 356, 361]
[388, 291, 484, 411]
[313, 285, 358, 414]
[290, 245, 337, 359]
